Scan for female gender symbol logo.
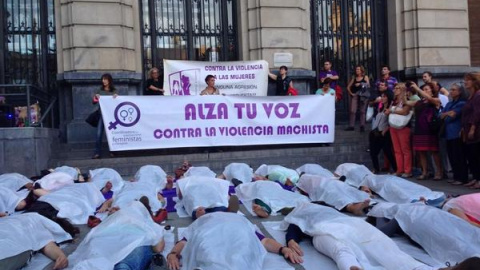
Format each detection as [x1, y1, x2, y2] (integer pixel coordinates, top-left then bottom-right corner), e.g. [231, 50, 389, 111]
[108, 102, 141, 130]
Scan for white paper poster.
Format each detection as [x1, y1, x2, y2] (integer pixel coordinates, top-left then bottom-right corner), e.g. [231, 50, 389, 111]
[163, 60, 269, 96]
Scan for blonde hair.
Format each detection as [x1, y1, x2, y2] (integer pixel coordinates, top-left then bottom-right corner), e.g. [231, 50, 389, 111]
[394, 83, 408, 103]
[148, 67, 160, 79]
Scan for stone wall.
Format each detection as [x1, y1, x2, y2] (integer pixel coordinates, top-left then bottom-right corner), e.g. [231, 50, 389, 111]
[0, 128, 59, 177]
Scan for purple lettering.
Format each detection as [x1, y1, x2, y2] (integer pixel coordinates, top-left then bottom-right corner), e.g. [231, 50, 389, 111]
[289, 103, 301, 118]
[262, 103, 274, 118]
[185, 104, 196, 120]
[234, 103, 245, 119]
[275, 103, 289, 119]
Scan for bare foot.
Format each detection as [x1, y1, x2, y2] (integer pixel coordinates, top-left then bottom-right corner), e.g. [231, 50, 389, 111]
[252, 204, 269, 218]
[195, 207, 206, 219]
[350, 266, 362, 270]
[53, 254, 68, 269]
[348, 199, 370, 216]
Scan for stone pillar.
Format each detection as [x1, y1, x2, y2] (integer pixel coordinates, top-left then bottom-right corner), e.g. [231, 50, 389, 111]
[388, 0, 477, 84]
[239, 0, 316, 95]
[56, 0, 143, 142]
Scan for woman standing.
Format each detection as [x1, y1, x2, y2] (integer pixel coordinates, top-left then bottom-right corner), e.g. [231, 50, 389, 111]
[410, 82, 443, 180]
[200, 75, 220, 95]
[441, 84, 467, 185]
[346, 66, 370, 132]
[92, 74, 117, 159]
[144, 67, 164, 95]
[369, 92, 397, 174]
[462, 72, 480, 189]
[385, 83, 413, 177]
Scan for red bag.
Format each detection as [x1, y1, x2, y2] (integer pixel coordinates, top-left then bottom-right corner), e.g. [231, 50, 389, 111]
[287, 87, 298, 96]
[335, 85, 343, 101]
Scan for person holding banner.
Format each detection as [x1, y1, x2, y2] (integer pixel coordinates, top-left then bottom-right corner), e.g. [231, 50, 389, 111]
[200, 75, 221, 95]
[92, 74, 117, 159]
[144, 67, 164, 95]
[269, 66, 293, 96]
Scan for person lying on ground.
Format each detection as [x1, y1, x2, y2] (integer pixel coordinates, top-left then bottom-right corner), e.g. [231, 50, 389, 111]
[442, 193, 480, 228]
[0, 172, 34, 192]
[89, 168, 125, 194]
[133, 165, 168, 190]
[296, 163, 335, 178]
[174, 160, 192, 180]
[334, 163, 374, 187]
[0, 213, 72, 270]
[167, 212, 302, 270]
[68, 200, 165, 270]
[296, 174, 371, 216]
[235, 180, 310, 218]
[175, 176, 239, 220]
[31, 172, 75, 197]
[218, 162, 254, 186]
[183, 166, 217, 178]
[284, 202, 435, 270]
[357, 174, 445, 207]
[49, 166, 87, 182]
[368, 202, 480, 266]
[255, 164, 300, 186]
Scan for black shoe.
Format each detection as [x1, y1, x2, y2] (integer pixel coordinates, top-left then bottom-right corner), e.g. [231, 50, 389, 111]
[360, 126, 365, 132]
[231, 178, 242, 187]
[344, 127, 354, 131]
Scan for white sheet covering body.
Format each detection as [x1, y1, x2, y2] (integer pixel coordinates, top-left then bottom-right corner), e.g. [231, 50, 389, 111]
[89, 168, 124, 193]
[134, 165, 167, 190]
[235, 181, 310, 215]
[443, 193, 480, 221]
[181, 212, 266, 270]
[334, 163, 373, 188]
[284, 203, 429, 270]
[68, 201, 164, 270]
[39, 183, 105, 224]
[0, 186, 23, 214]
[393, 204, 480, 265]
[223, 163, 254, 183]
[296, 174, 369, 210]
[296, 164, 335, 178]
[361, 175, 445, 203]
[0, 172, 33, 191]
[53, 166, 79, 180]
[255, 164, 299, 185]
[175, 176, 230, 215]
[35, 172, 74, 191]
[0, 213, 72, 260]
[183, 166, 217, 178]
[113, 181, 163, 212]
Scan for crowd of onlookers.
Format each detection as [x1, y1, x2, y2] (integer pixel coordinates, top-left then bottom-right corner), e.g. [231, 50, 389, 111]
[300, 61, 479, 189]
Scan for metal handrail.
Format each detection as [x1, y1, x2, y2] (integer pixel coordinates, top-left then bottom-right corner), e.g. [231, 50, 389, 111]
[0, 84, 56, 127]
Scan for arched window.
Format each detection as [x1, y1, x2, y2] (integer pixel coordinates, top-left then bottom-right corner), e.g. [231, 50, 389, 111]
[140, 0, 239, 77]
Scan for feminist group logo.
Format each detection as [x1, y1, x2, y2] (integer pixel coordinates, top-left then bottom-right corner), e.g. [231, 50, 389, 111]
[168, 69, 200, 95]
[108, 102, 141, 130]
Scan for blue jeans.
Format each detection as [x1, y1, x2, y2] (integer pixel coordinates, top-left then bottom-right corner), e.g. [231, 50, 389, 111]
[191, 206, 228, 220]
[95, 116, 104, 155]
[114, 245, 152, 270]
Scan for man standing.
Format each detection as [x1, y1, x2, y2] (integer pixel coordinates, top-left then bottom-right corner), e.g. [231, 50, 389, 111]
[375, 65, 397, 93]
[268, 66, 293, 96]
[319, 61, 340, 89]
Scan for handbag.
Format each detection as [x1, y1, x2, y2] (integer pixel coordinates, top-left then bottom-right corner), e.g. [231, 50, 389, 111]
[366, 106, 374, 122]
[388, 106, 413, 129]
[85, 109, 101, 127]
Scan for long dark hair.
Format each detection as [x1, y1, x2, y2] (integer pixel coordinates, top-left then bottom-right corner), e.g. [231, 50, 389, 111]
[101, 73, 115, 91]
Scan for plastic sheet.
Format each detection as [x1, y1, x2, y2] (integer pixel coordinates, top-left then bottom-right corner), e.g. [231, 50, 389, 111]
[175, 176, 230, 215]
[443, 193, 480, 222]
[35, 172, 74, 191]
[235, 181, 309, 215]
[284, 203, 428, 270]
[89, 168, 124, 193]
[0, 186, 24, 214]
[0, 172, 33, 192]
[53, 166, 79, 180]
[39, 183, 105, 224]
[113, 181, 163, 212]
[68, 201, 164, 270]
[181, 212, 266, 270]
[134, 165, 167, 190]
[0, 213, 72, 260]
[334, 163, 373, 188]
[296, 174, 369, 210]
[296, 163, 335, 178]
[223, 163, 254, 183]
[255, 164, 299, 185]
[183, 166, 217, 178]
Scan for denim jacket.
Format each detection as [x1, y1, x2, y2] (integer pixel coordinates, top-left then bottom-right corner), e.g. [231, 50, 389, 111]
[443, 99, 466, 140]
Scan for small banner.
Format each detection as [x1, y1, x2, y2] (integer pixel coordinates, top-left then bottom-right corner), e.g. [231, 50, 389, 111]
[99, 95, 335, 151]
[163, 60, 269, 96]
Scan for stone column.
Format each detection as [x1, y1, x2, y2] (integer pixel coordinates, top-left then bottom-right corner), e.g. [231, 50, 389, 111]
[239, 0, 316, 94]
[388, 0, 476, 84]
[56, 0, 143, 142]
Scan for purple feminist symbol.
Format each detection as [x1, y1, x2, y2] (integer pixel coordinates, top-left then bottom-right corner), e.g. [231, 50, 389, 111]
[108, 102, 141, 130]
[180, 75, 191, 95]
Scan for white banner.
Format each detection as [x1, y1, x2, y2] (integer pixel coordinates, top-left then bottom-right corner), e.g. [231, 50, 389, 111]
[99, 95, 335, 151]
[163, 60, 269, 96]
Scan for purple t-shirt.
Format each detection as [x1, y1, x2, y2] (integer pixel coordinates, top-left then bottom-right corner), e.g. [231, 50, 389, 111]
[319, 70, 339, 88]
